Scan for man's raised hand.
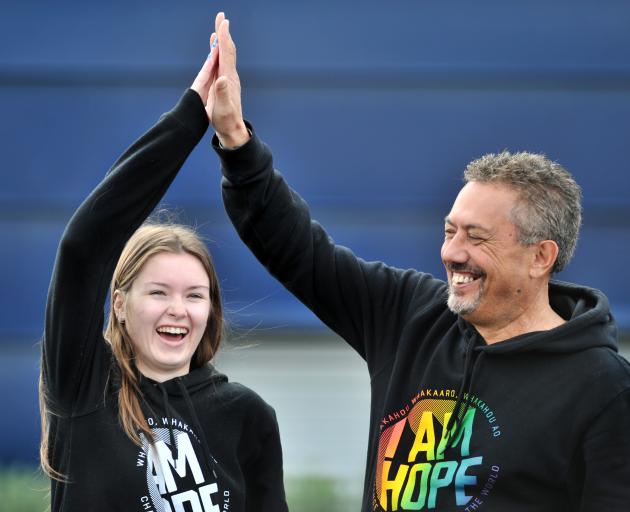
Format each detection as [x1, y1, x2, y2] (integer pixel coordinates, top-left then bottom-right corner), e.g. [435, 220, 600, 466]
[191, 12, 250, 149]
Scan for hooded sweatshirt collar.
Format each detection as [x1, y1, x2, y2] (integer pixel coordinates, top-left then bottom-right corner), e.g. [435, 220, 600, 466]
[137, 363, 227, 482]
[138, 363, 228, 395]
[445, 281, 618, 449]
[456, 280, 618, 355]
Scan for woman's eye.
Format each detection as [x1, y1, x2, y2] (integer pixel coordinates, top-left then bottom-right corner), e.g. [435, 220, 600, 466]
[150, 290, 165, 296]
[189, 294, 204, 300]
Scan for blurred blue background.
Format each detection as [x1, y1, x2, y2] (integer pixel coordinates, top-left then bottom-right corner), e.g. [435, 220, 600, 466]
[1, 0, 629, 490]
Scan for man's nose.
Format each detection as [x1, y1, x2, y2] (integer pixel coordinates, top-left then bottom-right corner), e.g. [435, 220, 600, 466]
[441, 234, 469, 264]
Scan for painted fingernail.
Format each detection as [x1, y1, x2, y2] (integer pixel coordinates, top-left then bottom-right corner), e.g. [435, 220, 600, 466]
[207, 38, 219, 59]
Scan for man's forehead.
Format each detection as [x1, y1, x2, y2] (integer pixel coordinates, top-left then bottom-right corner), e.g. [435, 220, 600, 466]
[446, 182, 519, 228]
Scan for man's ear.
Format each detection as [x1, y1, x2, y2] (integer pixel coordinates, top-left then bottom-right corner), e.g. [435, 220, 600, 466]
[530, 240, 559, 279]
[112, 289, 126, 323]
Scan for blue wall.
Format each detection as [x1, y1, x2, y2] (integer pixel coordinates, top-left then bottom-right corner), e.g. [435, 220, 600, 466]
[1, 0, 629, 463]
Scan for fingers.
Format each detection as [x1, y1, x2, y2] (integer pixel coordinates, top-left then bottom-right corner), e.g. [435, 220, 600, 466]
[208, 32, 219, 81]
[218, 17, 237, 76]
[190, 31, 219, 102]
[190, 60, 211, 101]
[215, 12, 225, 35]
[205, 12, 248, 147]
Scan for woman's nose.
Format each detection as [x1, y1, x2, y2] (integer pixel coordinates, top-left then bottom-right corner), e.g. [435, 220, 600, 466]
[167, 297, 187, 317]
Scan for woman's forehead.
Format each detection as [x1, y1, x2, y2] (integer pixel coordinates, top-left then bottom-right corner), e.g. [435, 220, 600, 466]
[135, 252, 209, 286]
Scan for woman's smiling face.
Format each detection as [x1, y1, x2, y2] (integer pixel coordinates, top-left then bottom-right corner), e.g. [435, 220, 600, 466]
[114, 251, 211, 382]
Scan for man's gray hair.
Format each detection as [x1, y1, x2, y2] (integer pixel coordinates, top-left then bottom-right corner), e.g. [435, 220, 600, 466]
[464, 151, 582, 273]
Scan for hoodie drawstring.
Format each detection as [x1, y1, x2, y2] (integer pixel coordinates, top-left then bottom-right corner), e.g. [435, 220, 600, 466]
[444, 339, 486, 451]
[176, 378, 218, 480]
[158, 383, 178, 459]
[445, 338, 474, 437]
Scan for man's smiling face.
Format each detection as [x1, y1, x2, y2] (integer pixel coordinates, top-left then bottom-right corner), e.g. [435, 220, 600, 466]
[441, 181, 539, 329]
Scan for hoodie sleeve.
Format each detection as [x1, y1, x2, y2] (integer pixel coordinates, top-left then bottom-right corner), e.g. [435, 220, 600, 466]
[242, 399, 288, 512]
[43, 89, 209, 414]
[578, 388, 630, 511]
[216, 127, 441, 370]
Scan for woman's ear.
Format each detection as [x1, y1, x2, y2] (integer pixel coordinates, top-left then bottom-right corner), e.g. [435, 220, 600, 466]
[113, 289, 126, 324]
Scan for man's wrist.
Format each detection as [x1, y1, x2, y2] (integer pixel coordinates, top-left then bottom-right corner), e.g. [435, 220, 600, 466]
[217, 124, 251, 150]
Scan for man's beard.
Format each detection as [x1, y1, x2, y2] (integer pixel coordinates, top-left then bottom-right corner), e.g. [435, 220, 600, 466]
[447, 280, 483, 316]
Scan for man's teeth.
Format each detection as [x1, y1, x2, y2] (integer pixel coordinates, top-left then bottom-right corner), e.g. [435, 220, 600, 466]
[157, 326, 188, 335]
[452, 273, 476, 284]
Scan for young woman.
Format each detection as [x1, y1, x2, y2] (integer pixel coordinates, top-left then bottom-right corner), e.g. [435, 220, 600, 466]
[40, 14, 287, 512]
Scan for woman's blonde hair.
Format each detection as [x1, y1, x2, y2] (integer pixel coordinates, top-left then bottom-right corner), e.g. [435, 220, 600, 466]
[40, 223, 224, 477]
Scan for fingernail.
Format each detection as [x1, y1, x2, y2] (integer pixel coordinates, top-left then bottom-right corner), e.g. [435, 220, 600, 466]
[207, 38, 219, 59]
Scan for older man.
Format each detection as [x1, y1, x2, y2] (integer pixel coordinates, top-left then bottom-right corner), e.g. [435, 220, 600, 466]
[198, 13, 630, 512]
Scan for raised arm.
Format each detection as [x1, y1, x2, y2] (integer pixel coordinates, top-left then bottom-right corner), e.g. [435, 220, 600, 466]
[43, 88, 210, 414]
[208, 17, 442, 368]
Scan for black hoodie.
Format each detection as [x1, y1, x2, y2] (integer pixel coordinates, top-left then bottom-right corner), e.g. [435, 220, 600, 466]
[216, 127, 630, 512]
[42, 90, 288, 512]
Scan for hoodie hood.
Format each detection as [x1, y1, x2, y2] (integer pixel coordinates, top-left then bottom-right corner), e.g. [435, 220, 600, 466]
[458, 280, 618, 355]
[138, 362, 228, 395]
[136, 363, 229, 482]
[445, 281, 618, 448]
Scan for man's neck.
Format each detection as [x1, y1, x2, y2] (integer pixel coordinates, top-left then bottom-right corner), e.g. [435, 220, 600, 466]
[472, 287, 566, 344]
